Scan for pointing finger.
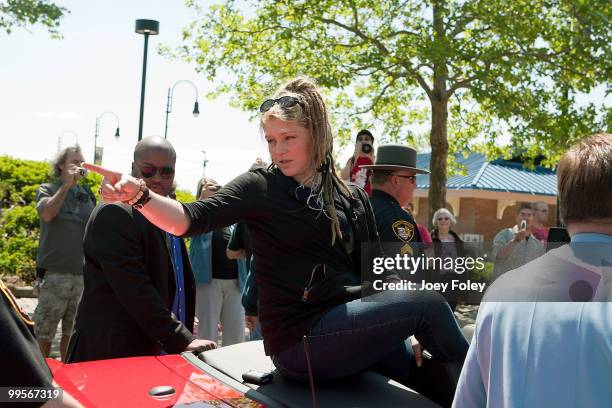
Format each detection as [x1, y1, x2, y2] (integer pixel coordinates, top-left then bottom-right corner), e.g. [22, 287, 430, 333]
[82, 162, 121, 179]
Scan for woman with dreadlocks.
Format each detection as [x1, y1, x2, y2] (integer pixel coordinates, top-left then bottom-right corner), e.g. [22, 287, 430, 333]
[84, 77, 468, 403]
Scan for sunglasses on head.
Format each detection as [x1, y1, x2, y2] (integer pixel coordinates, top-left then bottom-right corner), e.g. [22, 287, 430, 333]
[139, 164, 175, 179]
[259, 96, 304, 113]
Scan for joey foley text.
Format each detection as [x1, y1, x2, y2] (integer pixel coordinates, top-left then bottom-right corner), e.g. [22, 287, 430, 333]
[371, 254, 488, 293]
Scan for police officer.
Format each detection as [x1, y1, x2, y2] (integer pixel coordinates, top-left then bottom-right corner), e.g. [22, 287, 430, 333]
[361, 144, 430, 256]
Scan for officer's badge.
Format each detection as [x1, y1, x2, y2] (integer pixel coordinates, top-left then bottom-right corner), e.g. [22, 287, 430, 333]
[392, 220, 415, 242]
[392, 220, 415, 255]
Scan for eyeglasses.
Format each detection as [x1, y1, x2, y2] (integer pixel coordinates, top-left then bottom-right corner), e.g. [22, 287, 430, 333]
[259, 96, 304, 113]
[139, 164, 175, 179]
[393, 173, 416, 183]
[437, 217, 450, 221]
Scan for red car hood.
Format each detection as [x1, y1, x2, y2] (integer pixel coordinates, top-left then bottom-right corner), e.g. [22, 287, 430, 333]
[48, 355, 262, 407]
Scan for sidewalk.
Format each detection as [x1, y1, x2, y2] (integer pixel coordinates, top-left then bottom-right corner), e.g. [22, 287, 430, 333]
[16, 296, 62, 360]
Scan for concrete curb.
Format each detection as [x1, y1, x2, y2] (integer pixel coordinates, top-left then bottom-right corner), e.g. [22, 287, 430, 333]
[7, 285, 37, 298]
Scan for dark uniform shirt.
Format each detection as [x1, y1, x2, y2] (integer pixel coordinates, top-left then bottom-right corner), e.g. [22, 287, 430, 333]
[1, 280, 53, 405]
[370, 189, 423, 246]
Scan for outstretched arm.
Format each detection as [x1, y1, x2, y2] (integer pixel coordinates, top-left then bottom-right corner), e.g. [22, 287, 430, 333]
[82, 163, 191, 235]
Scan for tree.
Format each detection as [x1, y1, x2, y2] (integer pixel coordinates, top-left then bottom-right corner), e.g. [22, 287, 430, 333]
[1, 0, 68, 37]
[173, 0, 610, 221]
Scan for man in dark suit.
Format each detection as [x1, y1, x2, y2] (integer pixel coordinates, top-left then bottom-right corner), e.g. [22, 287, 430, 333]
[67, 137, 215, 362]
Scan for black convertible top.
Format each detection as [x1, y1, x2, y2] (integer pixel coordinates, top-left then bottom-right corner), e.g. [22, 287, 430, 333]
[191, 340, 440, 408]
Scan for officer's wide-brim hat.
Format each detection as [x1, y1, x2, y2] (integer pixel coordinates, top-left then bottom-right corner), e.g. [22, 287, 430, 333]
[359, 144, 430, 174]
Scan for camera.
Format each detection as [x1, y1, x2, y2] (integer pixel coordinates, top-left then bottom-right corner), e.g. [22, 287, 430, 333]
[361, 143, 373, 154]
[76, 167, 88, 178]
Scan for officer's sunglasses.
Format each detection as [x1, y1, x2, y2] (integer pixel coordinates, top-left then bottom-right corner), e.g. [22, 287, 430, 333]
[259, 96, 304, 113]
[139, 164, 175, 179]
[391, 173, 416, 183]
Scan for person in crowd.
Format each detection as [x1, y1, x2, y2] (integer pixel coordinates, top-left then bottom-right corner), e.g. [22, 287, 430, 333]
[34, 145, 95, 361]
[66, 137, 215, 363]
[431, 208, 465, 261]
[84, 78, 468, 407]
[340, 129, 375, 195]
[1, 279, 82, 407]
[430, 208, 465, 310]
[453, 133, 612, 408]
[531, 200, 550, 243]
[491, 203, 545, 280]
[188, 177, 247, 346]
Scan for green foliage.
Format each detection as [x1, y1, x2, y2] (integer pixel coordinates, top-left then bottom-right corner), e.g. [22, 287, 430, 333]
[175, 188, 195, 204]
[2, 204, 38, 235]
[169, 0, 610, 215]
[0, 204, 39, 282]
[0, 156, 57, 282]
[470, 261, 494, 283]
[0, 0, 68, 37]
[174, 189, 195, 249]
[79, 172, 103, 203]
[0, 156, 51, 206]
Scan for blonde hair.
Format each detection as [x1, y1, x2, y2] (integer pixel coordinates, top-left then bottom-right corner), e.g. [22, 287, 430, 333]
[261, 77, 350, 245]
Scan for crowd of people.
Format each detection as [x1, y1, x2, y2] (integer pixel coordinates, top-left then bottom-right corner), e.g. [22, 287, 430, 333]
[1, 76, 610, 408]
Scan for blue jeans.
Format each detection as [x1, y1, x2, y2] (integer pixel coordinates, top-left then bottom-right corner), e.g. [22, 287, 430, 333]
[271, 289, 468, 386]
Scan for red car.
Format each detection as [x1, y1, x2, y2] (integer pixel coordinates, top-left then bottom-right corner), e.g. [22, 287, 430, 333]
[50, 340, 439, 407]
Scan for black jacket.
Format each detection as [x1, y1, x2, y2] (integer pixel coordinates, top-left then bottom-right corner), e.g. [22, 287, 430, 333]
[67, 203, 195, 362]
[183, 168, 382, 355]
[431, 229, 465, 258]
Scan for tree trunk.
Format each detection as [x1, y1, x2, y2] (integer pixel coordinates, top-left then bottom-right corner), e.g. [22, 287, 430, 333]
[428, 98, 448, 229]
[428, 0, 449, 229]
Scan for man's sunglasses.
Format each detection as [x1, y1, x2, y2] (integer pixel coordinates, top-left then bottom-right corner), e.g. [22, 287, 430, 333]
[139, 164, 175, 179]
[259, 96, 304, 113]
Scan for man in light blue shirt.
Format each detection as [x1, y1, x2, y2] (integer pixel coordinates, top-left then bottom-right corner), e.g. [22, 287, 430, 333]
[453, 133, 612, 408]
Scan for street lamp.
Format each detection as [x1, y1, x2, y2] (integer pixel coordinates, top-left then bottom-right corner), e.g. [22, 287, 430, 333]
[93, 111, 120, 165]
[201, 150, 208, 177]
[57, 131, 79, 153]
[164, 80, 200, 138]
[135, 19, 159, 141]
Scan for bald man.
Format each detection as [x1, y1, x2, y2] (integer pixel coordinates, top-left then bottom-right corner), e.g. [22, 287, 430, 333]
[66, 137, 215, 362]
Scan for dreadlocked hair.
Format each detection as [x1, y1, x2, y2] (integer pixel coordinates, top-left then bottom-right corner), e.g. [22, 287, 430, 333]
[261, 77, 351, 246]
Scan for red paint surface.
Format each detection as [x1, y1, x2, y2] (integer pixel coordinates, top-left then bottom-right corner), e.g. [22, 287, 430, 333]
[48, 355, 264, 408]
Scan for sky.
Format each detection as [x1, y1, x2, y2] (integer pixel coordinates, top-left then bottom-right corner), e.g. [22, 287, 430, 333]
[0, 0, 275, 193]
[1, 0, 608, 194]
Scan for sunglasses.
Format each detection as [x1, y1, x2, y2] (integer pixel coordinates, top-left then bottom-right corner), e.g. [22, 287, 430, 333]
[259, 96, 304, 113]
[139, 164, 175, 179]
[392, 173, 416, 183]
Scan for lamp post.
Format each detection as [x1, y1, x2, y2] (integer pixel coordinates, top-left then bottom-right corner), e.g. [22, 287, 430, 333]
[164, 80, 200, 138]
[135, 19, 159, 141]
[201, 150, 208, 177]
[93, 111, 120, 165]
[57, 131, 79, 153]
